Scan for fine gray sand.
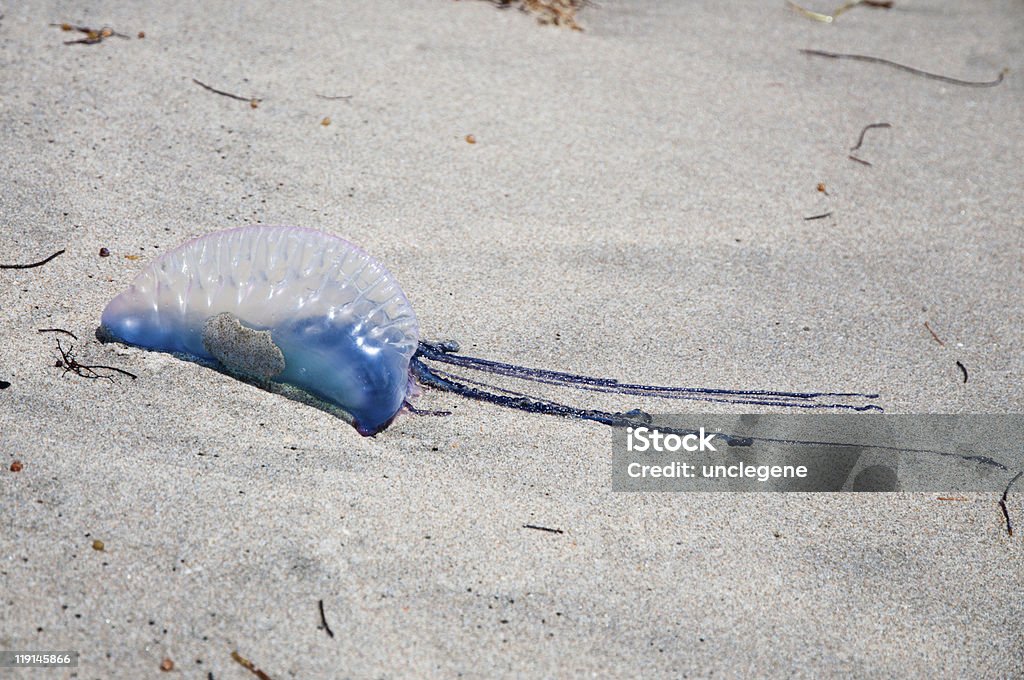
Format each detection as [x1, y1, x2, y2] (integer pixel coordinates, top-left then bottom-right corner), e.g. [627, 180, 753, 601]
[2, 1, 1022, 677]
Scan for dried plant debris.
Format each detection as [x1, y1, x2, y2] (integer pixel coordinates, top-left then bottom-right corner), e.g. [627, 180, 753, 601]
[50, 22, 131, 45]
[231, 651, 273, 680]
[0, 249, 65, 270]
[803, 211, 833, 221]
[318, 599, 335, 638]
[475, 0, 590, 30]
[923, 321, 945, 346]
[850, 122, 891, 151]
[956, 360, 968, 384]
[38, 328, 78, 340]
[54, 340, 138, 383]
[1000, 471, 1023, 537]
[800, 49, 1006, 88]
[193, 78, 262, 108]
[787, 0, 893, 24]
[849, 122, 891, 166]
[523, 524, 565, 534]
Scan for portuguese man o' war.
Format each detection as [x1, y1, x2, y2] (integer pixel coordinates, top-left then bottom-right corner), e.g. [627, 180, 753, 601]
[99, 226, 882, 436]
[100, 226, 419, 435]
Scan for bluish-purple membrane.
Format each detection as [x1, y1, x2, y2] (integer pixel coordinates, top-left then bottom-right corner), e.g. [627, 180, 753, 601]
[410, 344, 1018, 473]
[101, 305, 410, 436]
[272, 316, 410, 436]
[99, 226, 420, 437]
[100, 292, 205, 358]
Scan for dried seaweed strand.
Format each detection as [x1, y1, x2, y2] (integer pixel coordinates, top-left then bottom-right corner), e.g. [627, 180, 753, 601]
[787, 0, 893, 23]
[318, 599, 335, 638]
[800, 49, 1006, 88]
[0, 249, 65, 269]
[1000, 470, 1023, 537]
[231, 651, 272, 680]
[851, 122, 891, 151]
[38, 328, 78, 340]
[803, 211, 833, 221]
[192, 78, 261, 107]
[55, 340, 138, 382]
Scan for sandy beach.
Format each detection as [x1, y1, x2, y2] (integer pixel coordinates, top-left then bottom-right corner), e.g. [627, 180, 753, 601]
[2, 1, 1022, 677]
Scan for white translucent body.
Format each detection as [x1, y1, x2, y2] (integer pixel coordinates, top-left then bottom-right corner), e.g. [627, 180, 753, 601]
[101, 226, 420, 435]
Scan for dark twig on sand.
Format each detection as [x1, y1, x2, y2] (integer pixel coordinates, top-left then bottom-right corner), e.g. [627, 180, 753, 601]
[803, 211, 833, 221]
[55, 339, 138, 383]
[999, 470, 1023, 537]
[956, 360, 968, 384]
[851, 122, 891, 151]
[523, 524, 564, 534]
[0, 249, 65, 269]
[38, 328, 78, 340]
[800, 49, 1006, 87]
[315, 93, 352, 101]
[847, 122, 891, 167]
[192, 79, 261, 108]
[318, 599, 335, 638]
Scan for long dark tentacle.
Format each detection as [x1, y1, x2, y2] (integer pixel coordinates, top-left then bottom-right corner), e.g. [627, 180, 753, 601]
[411, 357, 644, 427]
[415, 341, 882, 412]
[426, 364, 879, 412]
[410, 352, 1012, 472]
[408, 357, 771, 441]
